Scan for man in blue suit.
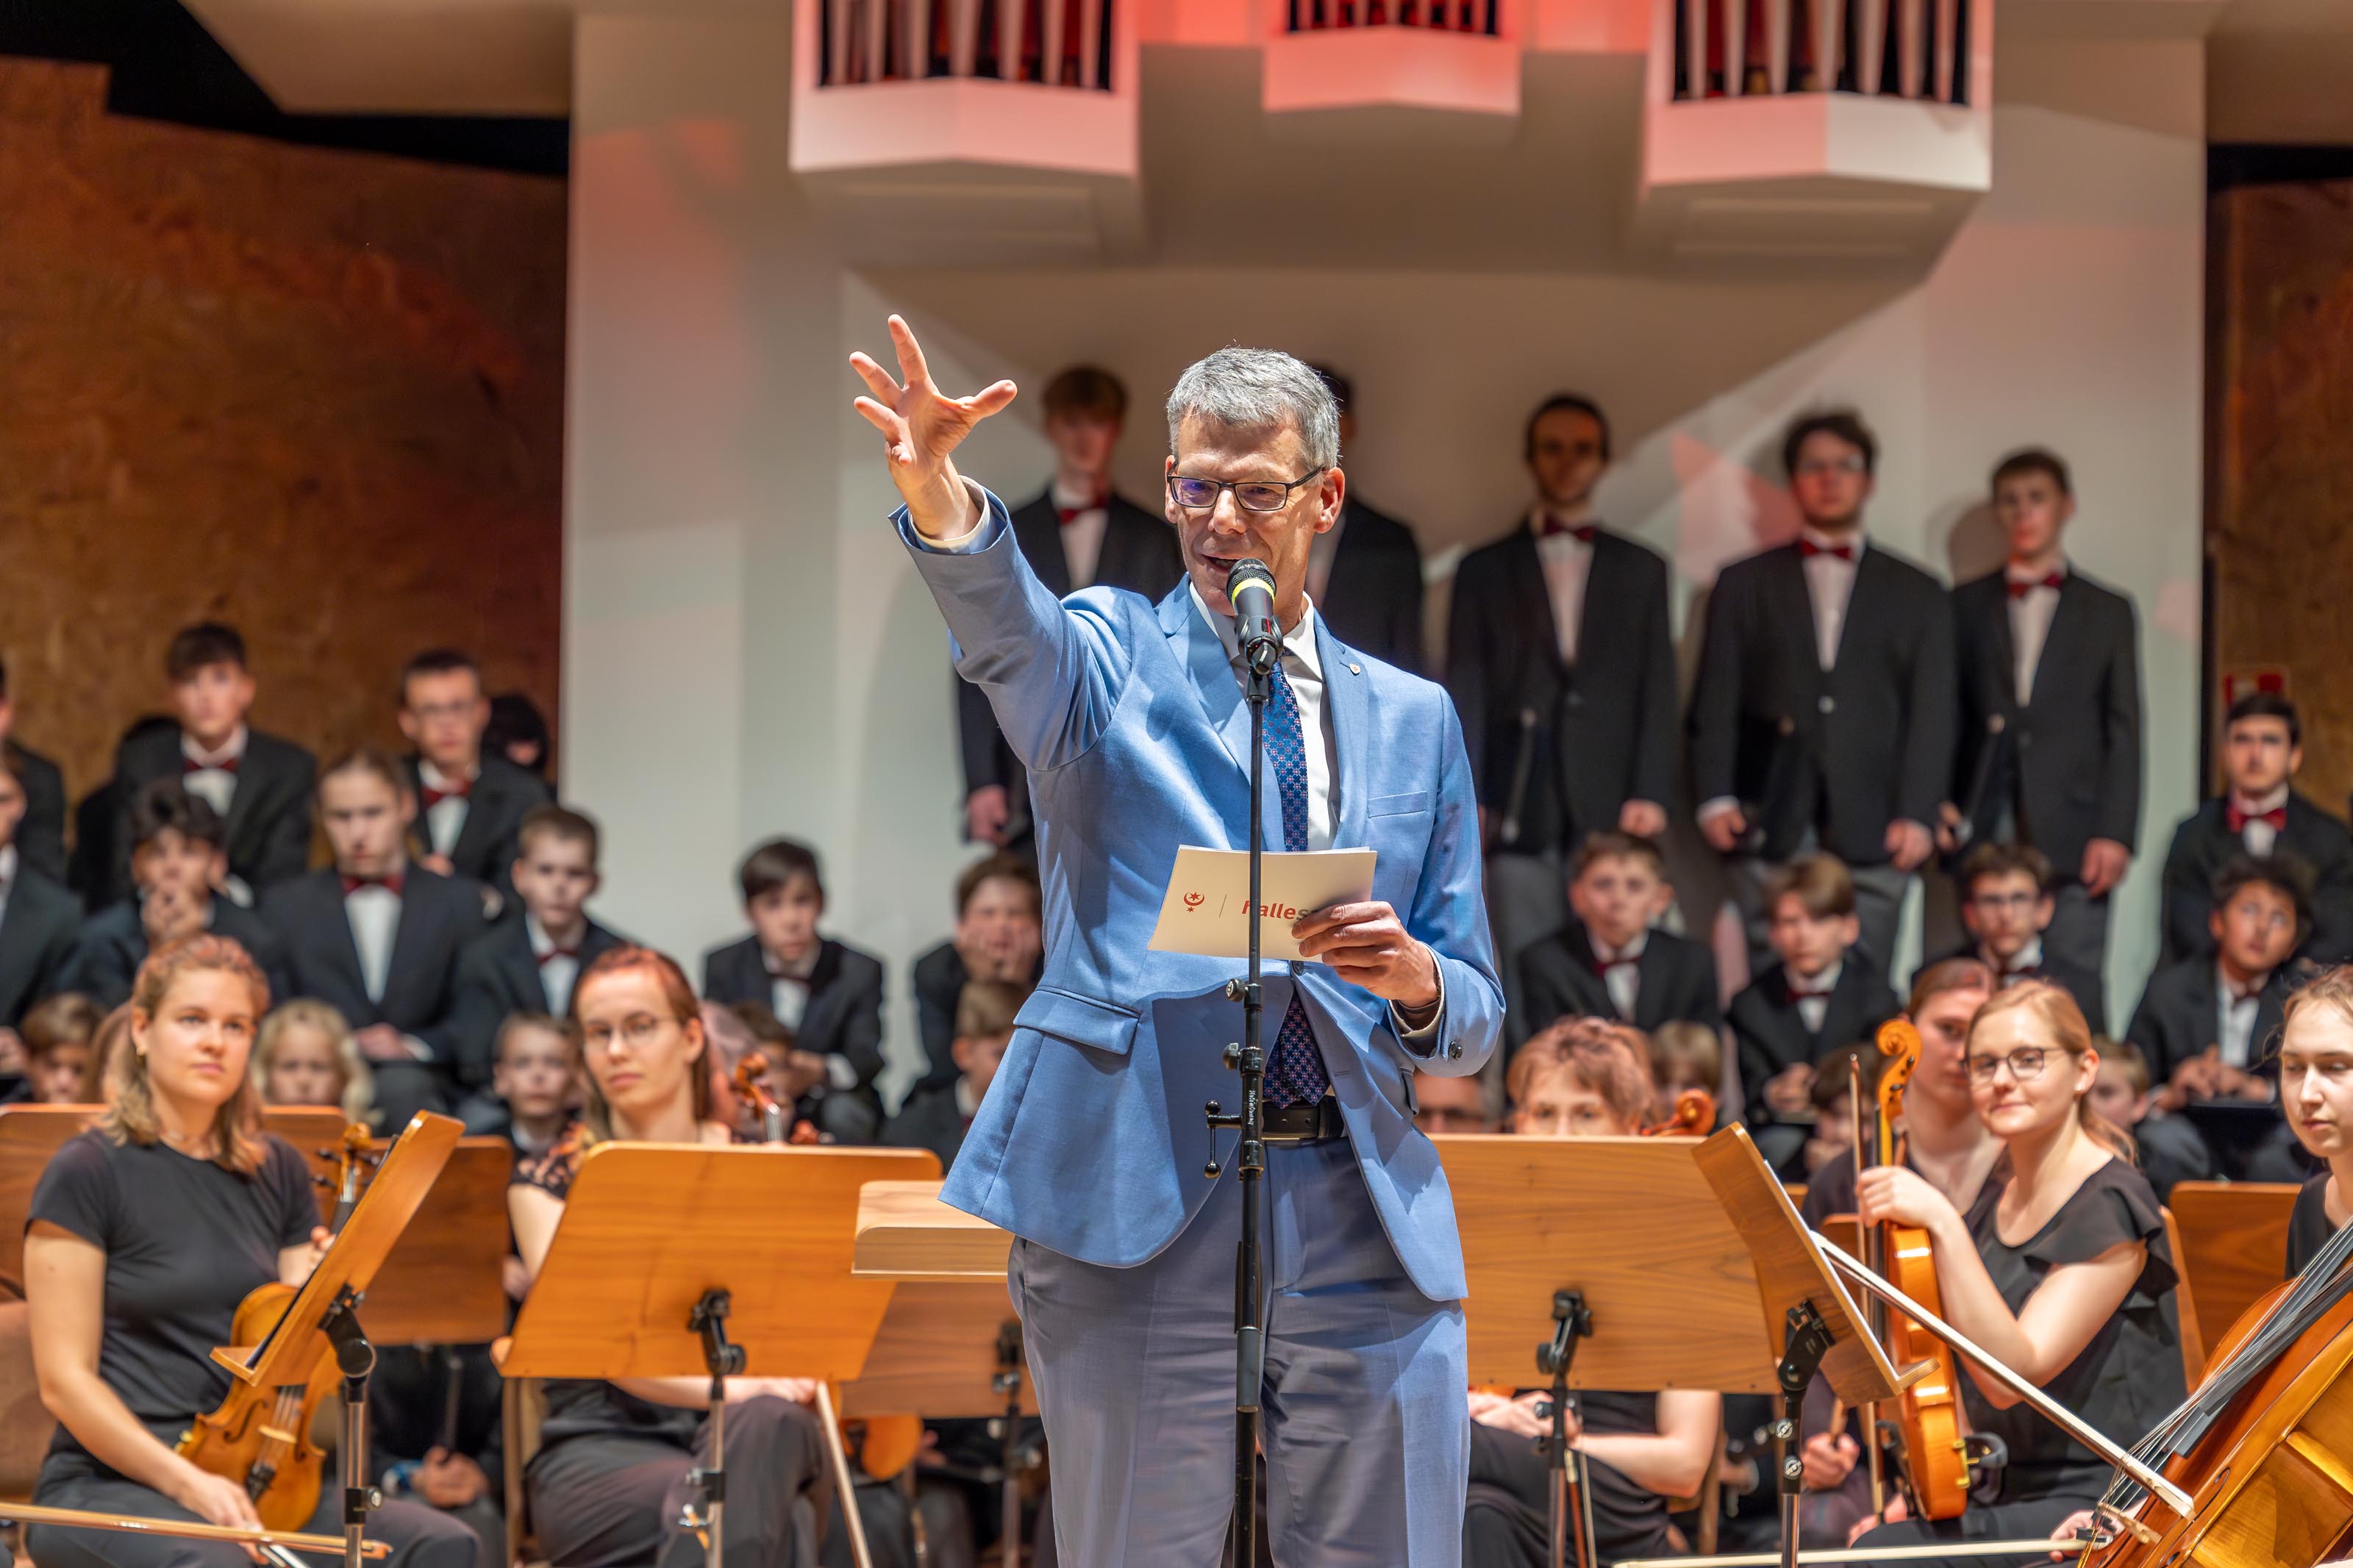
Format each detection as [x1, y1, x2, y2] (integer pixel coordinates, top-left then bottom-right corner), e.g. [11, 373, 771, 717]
[851, 318, 1503, 1565]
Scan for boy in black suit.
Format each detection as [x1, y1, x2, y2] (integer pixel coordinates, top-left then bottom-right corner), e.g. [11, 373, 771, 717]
[398, 649, 553, 909]
[1517, 832, 1720, 1040]
[1450, 394, 1678, 1031]
[1305, 367, 1424, 673]
[883, 978, 1026, 1173]
[261, 748, 490, 1125]
[1946, 842, 2108, 1035]
[2088, 1037, 2212, 1201]
[2127, 854, 2307, 1180]
[910, 852, 1041, 1094]
[0, 757, 78, 1034]
[482, 1013, 580, 1161]
[1688, 409, 1955, 975]
[447, 805, 626, 1101]
[1943, 449, 2141, 987]
[2158, 692, 2353, 965]
[113, 623, 315, 905]
[1727, 853, 1901, 1170]
[955, 365, 1183, 854]
[701, 838, 885, 1142]
[68, 780, 291, 1009]
[0, 658, 67, 885]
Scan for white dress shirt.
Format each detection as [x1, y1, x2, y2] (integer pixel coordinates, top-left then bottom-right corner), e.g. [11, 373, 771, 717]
[1530, 508, 1594, 666]
[1051, 477, 1110, 590]
[1799, 528, 1863, 671]
[2005, 562, 2065, 706]
[181, 726, 247, 819]
[418, 759, 476, 858]
[2218, 963, 2264, 1070]
[1588, 930, 1646, 1022]
[2234, 784, 2290, 858]
[345, 881, 401, 1004]
[1790, 958, 1842, 1037]
[1988, 937, 2044, 984]
[1191, 584, 1335, 850]
[527, 914, 582, 1018]
[764, 946, 860, 1091]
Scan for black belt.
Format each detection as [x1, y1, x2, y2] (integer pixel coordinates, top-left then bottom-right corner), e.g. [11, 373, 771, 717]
[1260, 1097, 1346, 1144]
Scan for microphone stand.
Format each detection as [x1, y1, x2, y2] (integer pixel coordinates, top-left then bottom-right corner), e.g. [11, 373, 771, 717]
[1204, 631, 1279, 1568]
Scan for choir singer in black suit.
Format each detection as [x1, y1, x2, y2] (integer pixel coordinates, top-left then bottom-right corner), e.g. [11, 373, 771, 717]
[1943, 448, 2140, 991]
[953, 365, 1183, 855]
[0, 659, 67, 886]
[1449, 393, 1677, 1031]
[398, 649, 554, 909]
[1688, 409, 1955, 976]
[0, 759, 79, 1032]
[1305, 366, 1425, 673]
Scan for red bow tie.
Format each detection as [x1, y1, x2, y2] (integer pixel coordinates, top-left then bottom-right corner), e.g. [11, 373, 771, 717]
[537, 945, 580, 966]
[2227, 978, 2266, 1006]
[2227, 802, 2288, 834]
[341, 873, 404, 897]
[1787, 976, 1834, 1001]
[1056, 493, 1107, 526]
[419, 780, 471, 809]
[183, 754, 238, 776]
[2007, 572, 2064, 598]
[1590, 954, 1638, 978]
[1799, 538, 1855, 562]
[1540, 515, 1596, 544]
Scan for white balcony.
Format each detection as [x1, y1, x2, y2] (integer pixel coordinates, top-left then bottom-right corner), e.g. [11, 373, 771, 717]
[1260, 2, 1523, 134]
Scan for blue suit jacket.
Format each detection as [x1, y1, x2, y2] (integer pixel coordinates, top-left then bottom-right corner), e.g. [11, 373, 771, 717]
[904, 489, 1502, 1303]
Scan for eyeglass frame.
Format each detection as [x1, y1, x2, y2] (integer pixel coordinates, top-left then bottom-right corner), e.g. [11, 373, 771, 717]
[1964, 1045, 2068, 1084]
[1165, 470, 1327, 515]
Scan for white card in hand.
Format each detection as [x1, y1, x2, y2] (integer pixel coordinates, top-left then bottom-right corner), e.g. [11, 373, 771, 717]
[1147, 846, 1378, 963]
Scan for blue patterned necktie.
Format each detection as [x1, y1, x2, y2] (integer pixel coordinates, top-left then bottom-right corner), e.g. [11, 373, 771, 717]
[1262, 659, 1330, 1108]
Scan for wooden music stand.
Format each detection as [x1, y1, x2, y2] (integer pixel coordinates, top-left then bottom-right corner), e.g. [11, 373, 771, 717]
[360, 1136, 513, 1346]
[216, 1111, 465, 1568]
[847, 1180, 1036, 1568]
[2167, 1180, 2299, 1350]
[1442, 1126, 1911, 1568]
[501, 1145, 938, 1568]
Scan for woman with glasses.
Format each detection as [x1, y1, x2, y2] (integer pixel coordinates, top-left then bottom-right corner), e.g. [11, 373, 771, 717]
[508, 945, 836, 1568]
[1849, 981, 2184, 1565]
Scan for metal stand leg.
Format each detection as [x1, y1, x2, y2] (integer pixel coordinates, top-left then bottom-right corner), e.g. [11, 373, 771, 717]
[1773, 1303, 1833, 1568]
[1537, 1290, 1594, 1568]
[685, 1291, 746, 1568]
[992, 1322, 1025, 1568]
[318, 1286, 379, 1568]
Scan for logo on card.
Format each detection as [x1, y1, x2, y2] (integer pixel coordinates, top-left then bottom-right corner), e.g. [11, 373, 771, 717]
[1182, 891, 1204, 912]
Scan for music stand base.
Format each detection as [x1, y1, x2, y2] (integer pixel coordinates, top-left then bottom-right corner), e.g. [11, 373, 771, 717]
[319, 1285, 379, 1568]
[684, 1290, 747, 1568]
[1536, 1290, 1595, 1568]
[1773, 1303, 1834, 1568]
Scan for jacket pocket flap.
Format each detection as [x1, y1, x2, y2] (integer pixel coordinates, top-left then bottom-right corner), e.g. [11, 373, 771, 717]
[1015, 986, 1140, 1056]
[1368, 790, 1433, 818]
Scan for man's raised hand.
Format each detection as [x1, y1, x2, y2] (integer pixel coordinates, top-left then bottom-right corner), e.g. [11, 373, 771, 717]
[849, 315, 1017, 539]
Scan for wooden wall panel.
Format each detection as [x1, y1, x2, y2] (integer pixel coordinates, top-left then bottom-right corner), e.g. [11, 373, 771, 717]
[2210, 179, 2353, 810]
[0, 59, 565, 821]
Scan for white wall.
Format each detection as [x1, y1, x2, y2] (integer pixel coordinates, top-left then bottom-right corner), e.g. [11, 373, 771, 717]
[565, 19, 2205, 1098]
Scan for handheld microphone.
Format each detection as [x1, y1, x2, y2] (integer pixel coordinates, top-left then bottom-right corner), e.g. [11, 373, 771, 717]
[1225, 558, 1281, 672]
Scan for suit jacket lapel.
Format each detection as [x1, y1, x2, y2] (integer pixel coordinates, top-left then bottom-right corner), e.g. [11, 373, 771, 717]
[1983, 579, 2021, 711]
[319, 881, 373, 1006]
[382, 883, 433, 1013]
[1159, 589, 1261, 844]
[496, 924, 545, 1011]
[1571, 534, 1617, 670]
[2025, 577, 2085, 710]
[1013, 494, 1074, 598]
[1768, 547, 1827, 684]
[1317, 615, 1371, 849]
[0, 896, 35, 1014]
[450, 771, 499, 869]
[1629, 943, 1668, 1025]
[1504, 530, 1566, 675]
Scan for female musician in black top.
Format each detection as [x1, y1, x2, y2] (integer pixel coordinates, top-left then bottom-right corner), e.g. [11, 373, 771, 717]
[1463, 1019, 1721, 1567]
[23, 934, 474, 1568]
[1853, 981, 2185, 1566]
[2278, 967, 2353, 1278]
[507, 945, 833, 1568]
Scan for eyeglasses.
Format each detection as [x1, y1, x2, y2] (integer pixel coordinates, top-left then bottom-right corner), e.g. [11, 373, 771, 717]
[582, 1014, 672, 1053]
[1970, 892, 2040, 914]
[1167, 471, 1324, 515]
[1967, 1047, 2054, 1084]
[1793, 454, 1868, 479]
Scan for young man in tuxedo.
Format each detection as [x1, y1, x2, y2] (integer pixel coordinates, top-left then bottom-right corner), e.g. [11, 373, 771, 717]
[1726, 853, 1901, 1170]
[68, 780, 291, 1009]
[2159, 691, 2353, 965]
[261, 748, 490, 1126]
[0, 759, 78, 1034]
[398, 649, 553, 909]
[1516, 832, 1721, 1039]
[447, 805, 626, 1103]
[112, 623, 315, 905]
[1449, 394, 1677, 1032]
[1688, 409, 1955, 975]
[1943, 449, 2140, 991]
[1304, 366, 1424, 673]
[910, 852, 1042, 1094]
[1944, 841, 2107, 1034]
[954, 365, 1183, 855]
[883, 978, 1026, 1173]
[0, 659, 66, 886]
[2128, 854, 2308, 1181]
[701, 837, 886, 1142]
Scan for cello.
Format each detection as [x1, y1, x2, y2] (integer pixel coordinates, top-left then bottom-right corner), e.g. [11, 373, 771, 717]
[1863, 1018, 1974, 1521]
[175, 1123, 376, 1530]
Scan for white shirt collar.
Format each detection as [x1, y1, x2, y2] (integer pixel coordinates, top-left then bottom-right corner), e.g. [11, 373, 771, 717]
[1051, 476, 1108, 512]
[1790, 957, 1842, 993]
[2234, 783, 2290, 815]
[763, 945, 821, 982]
[2219, 961, 2268, 1006]
[955, 1078, 981, 1120]
[1799, 526, 1867, 557]
[2005, 558, 2068, 586]
[1589, 929, 1649, 965]
[1188, 583, 1324, 681]
[1527, 505, 1595, 541]
[1986, 937, 2044, 974]
[182, 725, 248, 769]
[418, 757, 479, 792]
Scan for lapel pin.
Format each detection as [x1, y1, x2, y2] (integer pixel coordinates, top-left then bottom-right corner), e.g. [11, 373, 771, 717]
[1347, 662, 1360, 676]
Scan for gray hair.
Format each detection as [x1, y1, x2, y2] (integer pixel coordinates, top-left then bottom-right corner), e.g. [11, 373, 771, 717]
[1165, 347, 1340, 472]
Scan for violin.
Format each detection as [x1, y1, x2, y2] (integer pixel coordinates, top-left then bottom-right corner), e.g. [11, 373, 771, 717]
[1640, 1089, 1715, 1138]
[176, 1123, 376, 1530]
[1865, 1018, 1972, 1522]
[731, 1052, 819, 1146]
